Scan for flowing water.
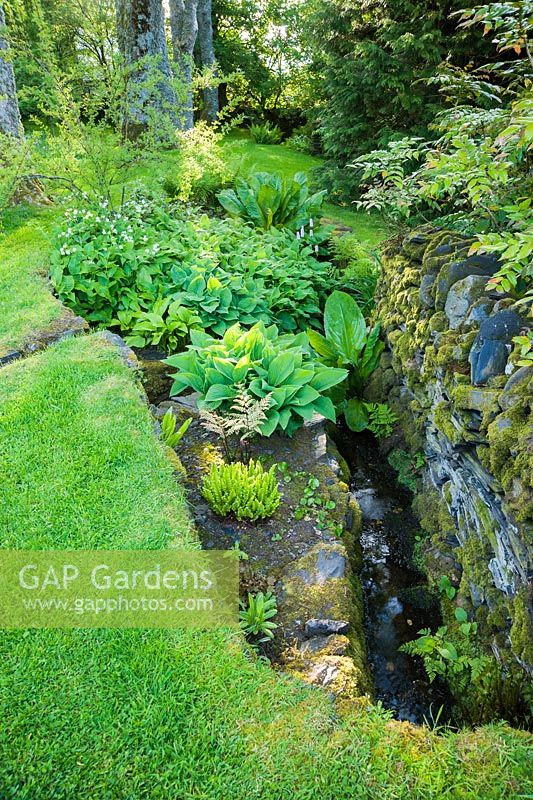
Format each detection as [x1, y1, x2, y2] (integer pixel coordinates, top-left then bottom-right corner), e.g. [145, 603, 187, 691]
[339, 431, 449, 724]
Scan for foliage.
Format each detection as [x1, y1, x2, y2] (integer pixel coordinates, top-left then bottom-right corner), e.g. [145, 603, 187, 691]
[306, 0, 491, 199]
[239, 591, 278, 643]
[307, 291, 385, 432]
[218, 171, 326, 231]
[200, 383, 273, 463]
[388, 449, 426, 491]
[512, 332, 533, 367]
[351, 7, 533, 304]
[330, 233, 381, 315]
[250, 121, 283, 144]
[50, 193, 341, 340]
[366, 403, 398, 439]
[162, 122, 235, 205]
[124, 298, 202, 352]
[202, 459, 281, 521]
[165, 322, 347, 437]
[160, 408, 192, 448]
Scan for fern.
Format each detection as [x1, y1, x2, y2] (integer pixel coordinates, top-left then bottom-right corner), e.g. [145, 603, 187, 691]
[200, 384, 272, 462]
[202, 460, 281, 521]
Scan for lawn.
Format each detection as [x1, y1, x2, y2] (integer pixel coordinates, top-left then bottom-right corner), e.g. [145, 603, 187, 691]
[221, 132, 388, 245]
[0, 206, 63, 355]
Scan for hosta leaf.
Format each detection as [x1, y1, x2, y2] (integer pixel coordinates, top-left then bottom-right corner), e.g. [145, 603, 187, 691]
[267, 352, 297, 386]
[324, 291, 366, 364]
[312, 395, 336, 422]
[310, 367, 348, 392]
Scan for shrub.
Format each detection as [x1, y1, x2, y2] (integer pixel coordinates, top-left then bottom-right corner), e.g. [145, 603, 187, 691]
[164, 122, 235, 204]
[218, 171, 326, 232]
[202, 460, 281, 521]
[330, 233, 381, 315]
[249, 122, 283, 145]
[166, 322, 348, 437]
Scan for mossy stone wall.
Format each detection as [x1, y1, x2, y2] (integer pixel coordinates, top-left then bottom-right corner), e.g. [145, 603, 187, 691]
[367, 227, 532, 678]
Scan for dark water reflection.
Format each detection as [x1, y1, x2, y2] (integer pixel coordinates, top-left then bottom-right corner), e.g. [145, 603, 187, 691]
[342, 433, 450, 724]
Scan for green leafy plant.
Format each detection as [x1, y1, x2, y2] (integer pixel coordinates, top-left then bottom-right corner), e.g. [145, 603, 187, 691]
[388, 449, 425, 491]
[160, 409, 192, 448]
[51, 195, 338, 338]
[218, 171, 326, 232]
[239, 591, 278, 643]
[307, 290, 384, 432]
[124, 299, 202, 352]
[366, 403, 398, 438]
[249, 122, 283, 144]
[200, 384, 273, 463]
[512, 332, 533, 367]
[277, 464, 342, 536]
[202, 460, 281, 521]
[166, 322, 347, 437]
[439, 575, 457, 601]
[330, 233, 381, 315]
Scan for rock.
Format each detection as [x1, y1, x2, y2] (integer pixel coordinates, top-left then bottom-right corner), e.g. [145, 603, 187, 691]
[304, 618, 350, 637]
[299, 634, 350, 657]
[499, 367, 532, 411]
[469, 310, 523, 385]
[470, 340, 509, 386]
[478, 310, 523, 343]
[0, 349, 20, 367]
[444, 275, 487, 329]
[98, 331, 138, 370]
[315, 548, 346, 582]
[435, 254, 501, 309]
[138, 352, 172, 403]
[419, 273, 436, 308]
[452, 386, 500, 414]
[463, 297, 494, 331]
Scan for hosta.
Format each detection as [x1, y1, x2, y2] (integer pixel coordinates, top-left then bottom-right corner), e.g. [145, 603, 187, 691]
[165, 322, 347, 437]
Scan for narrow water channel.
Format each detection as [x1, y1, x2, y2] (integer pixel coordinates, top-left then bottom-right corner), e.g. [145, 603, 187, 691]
[338, 431, 449, 725]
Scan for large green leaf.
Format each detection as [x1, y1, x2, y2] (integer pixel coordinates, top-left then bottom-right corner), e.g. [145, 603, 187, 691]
[344, 397, 369, 432]
[324, 291, 366, 364]
[310, 367, 348, 392]
[307, 329, 339, 363]
[267, 351, 297, 386]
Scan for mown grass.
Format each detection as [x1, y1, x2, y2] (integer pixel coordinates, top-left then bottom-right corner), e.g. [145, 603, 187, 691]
[0, 206, 63, 354]
[221, 132, 388, 245]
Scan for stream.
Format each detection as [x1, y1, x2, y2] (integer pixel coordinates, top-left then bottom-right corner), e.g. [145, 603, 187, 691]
[340, 432, 449, 725]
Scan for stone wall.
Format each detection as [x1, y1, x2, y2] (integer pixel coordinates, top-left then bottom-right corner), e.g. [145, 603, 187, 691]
[366, 228, 532, 676]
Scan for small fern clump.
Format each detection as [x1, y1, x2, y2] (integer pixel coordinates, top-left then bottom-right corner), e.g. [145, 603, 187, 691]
[202, 460, 281, 521]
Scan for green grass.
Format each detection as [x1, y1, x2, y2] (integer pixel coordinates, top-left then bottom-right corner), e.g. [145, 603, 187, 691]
[0, 207, 63, 354]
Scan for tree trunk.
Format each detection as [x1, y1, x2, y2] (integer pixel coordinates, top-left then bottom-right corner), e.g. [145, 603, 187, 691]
[115, 0, 177, 139]
[0, 2, 22, 137]
[196, 0, 218, 123]
[168, 0, 198, 130]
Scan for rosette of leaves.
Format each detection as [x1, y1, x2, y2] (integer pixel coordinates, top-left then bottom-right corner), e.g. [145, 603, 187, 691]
[122, 298, 203, 352]
[202, 460, 281, 521]
[170, 267, 272, 336]
[307, 291, 387, 433]
[165, 322, 347, 437]
[217, 171, 326, 232]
